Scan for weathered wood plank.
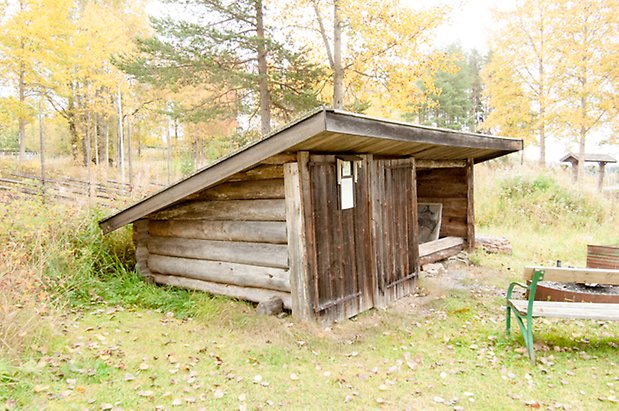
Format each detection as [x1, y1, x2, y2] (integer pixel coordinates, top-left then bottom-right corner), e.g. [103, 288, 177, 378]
[419, 236, 465, 256]
[149, 199, 286, 221]
[358, 155, 375, 312]
[439, 218, 467, 238]
[186, 178, 285, 201]
[419, 244, 464, 266]
[133, 219, 153, 280]
[284, 162, 312, 320]
[259, 153, 297, 165]
[466, 158, 475, 250]
[416, 182, 468, 198]
[416, 159, 467, 168]
[419, 236, 464, 265]
[225, 164, 284, 182]
[508, 300, 619, 320]
[149, 254, 290, 292]
[417, 197, 467, 216]
[148, 220, 287, 244]
[298, 151, 318, 319]
[523, 266, 619, 285]
[325, 110, 523, 152]
[153, 274, 292, 309]
[147, 236, 289, 269]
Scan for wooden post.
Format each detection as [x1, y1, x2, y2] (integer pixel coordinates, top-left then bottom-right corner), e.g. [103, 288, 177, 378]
[284, 162, 312, 320]
[466, 158, 475, 250]
[298, 151, 319, 318]
[571, 160, 578, 182]
[598, 162, 606, 193]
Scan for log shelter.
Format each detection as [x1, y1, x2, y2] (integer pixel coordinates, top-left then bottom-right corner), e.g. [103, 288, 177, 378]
[100, 108, 523, 323]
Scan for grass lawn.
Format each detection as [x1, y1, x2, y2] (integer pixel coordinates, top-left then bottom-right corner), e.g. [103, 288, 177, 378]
[3, 265, 618, 410]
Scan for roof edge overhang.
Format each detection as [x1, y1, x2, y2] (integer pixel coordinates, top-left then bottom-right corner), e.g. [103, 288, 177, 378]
[99, 108, 523, 234]
[99, 109, 328, 234]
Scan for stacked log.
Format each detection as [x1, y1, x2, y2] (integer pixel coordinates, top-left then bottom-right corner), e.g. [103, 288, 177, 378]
[137, 161, 292, 306]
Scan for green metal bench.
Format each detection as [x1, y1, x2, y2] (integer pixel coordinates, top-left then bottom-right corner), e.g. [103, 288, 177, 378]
[506, 266, 619, 361]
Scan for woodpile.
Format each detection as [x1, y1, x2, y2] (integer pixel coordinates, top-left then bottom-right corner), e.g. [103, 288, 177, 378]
[475, 234, 512, 254]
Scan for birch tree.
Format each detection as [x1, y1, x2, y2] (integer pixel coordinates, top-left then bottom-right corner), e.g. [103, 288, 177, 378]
[482, 0, 560, 166]
[282, 0, 452, 115]
[554, 0, 618, 182]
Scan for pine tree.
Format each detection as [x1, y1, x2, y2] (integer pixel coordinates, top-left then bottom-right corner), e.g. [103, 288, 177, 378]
[118, 0, 323, 135]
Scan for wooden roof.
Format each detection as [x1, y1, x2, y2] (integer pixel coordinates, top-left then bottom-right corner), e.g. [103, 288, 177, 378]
[560, 152, 617, 164]
[100, 108, 522, 233]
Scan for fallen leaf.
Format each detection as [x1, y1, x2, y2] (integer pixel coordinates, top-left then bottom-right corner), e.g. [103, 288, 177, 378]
[33, 385, 49, 393]
[524, 400, 541, 408]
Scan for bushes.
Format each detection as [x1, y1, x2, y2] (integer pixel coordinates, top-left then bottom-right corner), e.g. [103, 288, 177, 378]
[477, 171, 609, 231]
[0, 194, 215, 359]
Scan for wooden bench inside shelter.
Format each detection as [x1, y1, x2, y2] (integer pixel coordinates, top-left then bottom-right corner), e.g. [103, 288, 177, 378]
[505, 266, 619, 361]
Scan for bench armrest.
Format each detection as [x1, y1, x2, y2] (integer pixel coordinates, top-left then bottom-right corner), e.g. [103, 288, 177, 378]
[506, 281, 529, 300]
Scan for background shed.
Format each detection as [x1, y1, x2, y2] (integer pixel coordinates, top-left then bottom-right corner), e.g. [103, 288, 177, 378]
[100, 109, 522, 323]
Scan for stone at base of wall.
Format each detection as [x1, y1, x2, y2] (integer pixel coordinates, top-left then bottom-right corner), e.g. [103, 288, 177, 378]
[256, 296, 284, 316]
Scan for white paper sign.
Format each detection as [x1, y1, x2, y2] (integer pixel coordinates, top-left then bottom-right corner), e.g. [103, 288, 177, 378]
[340, 177, 354, 209]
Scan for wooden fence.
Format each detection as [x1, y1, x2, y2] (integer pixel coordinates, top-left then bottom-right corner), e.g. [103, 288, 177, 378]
[0, 172, 163, 207]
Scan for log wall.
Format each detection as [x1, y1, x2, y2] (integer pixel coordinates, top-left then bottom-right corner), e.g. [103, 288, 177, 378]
[136, 158, 292, 307]
[416, 166, 468, 239]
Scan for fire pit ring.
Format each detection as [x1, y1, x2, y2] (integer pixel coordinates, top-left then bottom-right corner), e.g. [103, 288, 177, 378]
[535, 281, 619, 303]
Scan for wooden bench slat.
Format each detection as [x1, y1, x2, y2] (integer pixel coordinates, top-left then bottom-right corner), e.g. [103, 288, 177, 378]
[523, 266, 619, 285]
[508, 299, 619, 321]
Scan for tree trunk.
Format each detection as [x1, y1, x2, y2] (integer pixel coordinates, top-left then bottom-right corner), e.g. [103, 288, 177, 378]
[105, 119, 110, 167]
[577, 93, 587, 184]
[85, 110, 93, 198]
[117, 85, 125, 183]
[538, 123, 546, 167]
[38, 101, 45, 201]
[256, 0, 271, 135]
[93, 112, 99, 165]
[333, 0, 344, 109]
[167, 116, 172, 185]
[127, 117, 133, 188]
[18, 66, 26, 161]
[69, 116, 79, 162]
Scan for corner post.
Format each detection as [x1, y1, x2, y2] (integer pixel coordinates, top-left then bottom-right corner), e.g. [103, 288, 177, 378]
[466, 158, 475, 250]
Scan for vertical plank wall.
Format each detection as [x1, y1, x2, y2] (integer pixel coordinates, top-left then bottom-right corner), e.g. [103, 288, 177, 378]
[370, 158, 418, 308]
[133, 157, 293, 308]
[301, 154, 374, 323]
